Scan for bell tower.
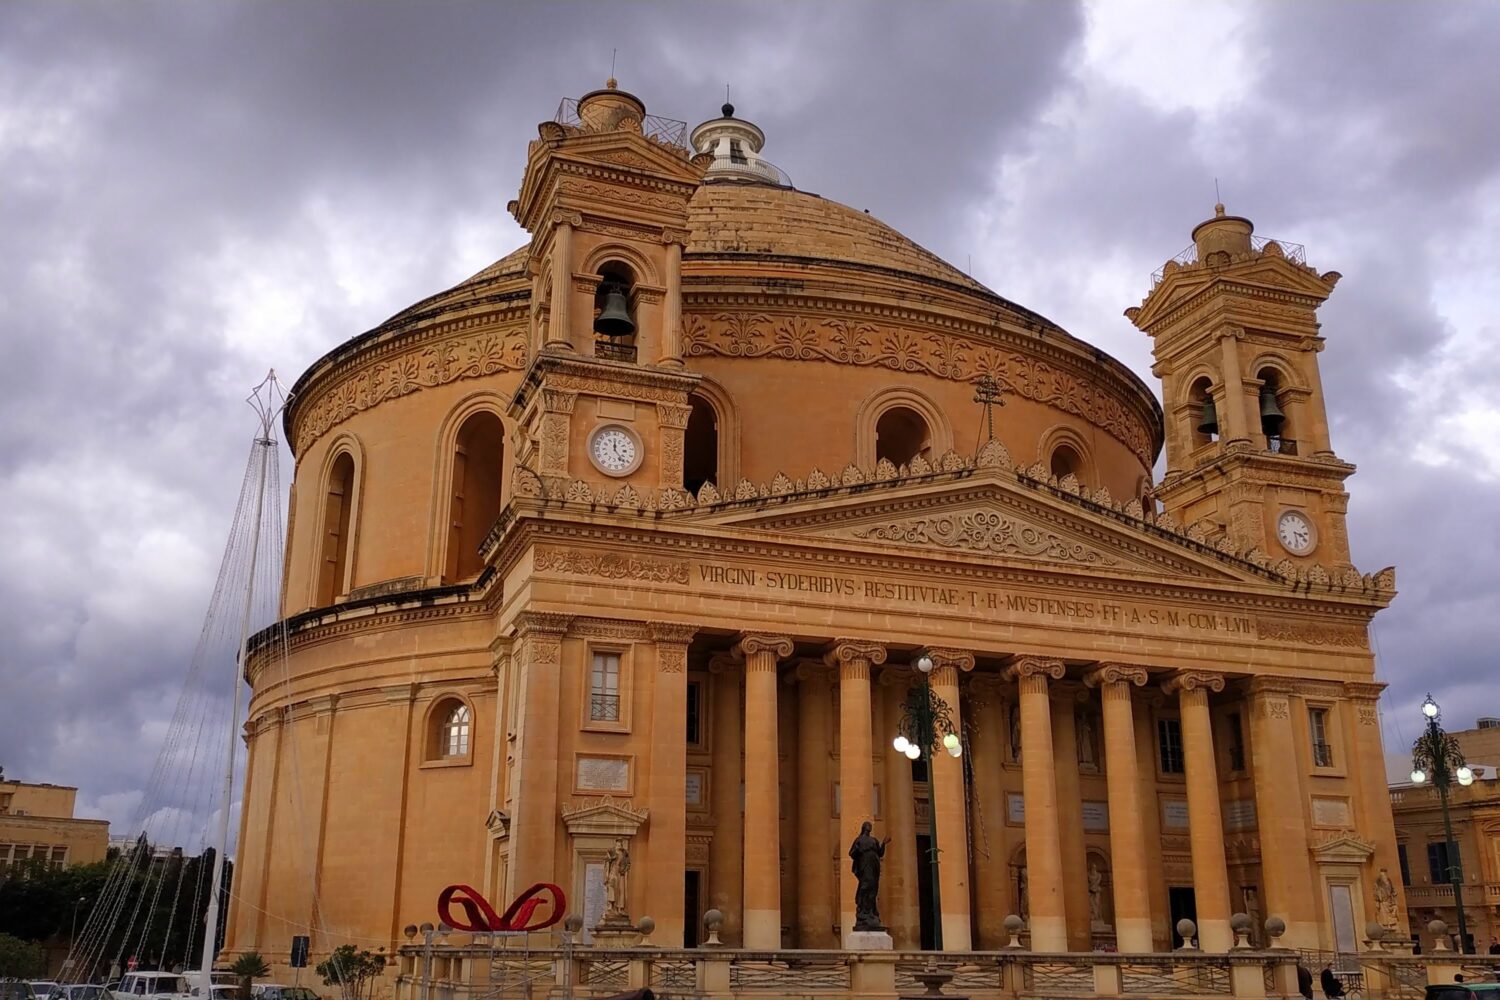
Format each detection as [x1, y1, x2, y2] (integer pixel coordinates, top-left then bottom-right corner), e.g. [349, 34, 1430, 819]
[1126, 206, 1355, 567]
[506, 81, 708, 497]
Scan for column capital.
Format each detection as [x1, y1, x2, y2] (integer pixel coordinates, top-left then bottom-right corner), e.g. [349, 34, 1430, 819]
[1246, 675, 1298, 697]
[1083, 663, 1149, 689]
[1163, 669, 1226, 696]
[649, 621, 698, 646]
[1006, 656, 1065, 682]
[1343, 680, 1387, 702]
[824, 639, 888, 669]
[790, 659, 832, 685]
[708, 651, 742, 675]
[512, 611, 574, 636]
[736, 632, 794, 662]
[920, 647, 975, 672]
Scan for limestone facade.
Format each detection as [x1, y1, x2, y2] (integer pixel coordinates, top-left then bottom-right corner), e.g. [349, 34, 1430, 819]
[224, 83, 1405, 972]
[0, 778, 109, 872]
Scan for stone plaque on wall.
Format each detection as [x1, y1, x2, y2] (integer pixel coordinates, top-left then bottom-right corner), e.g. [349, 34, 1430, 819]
[685, 771, 704, 806]
[1082, 800, 1109, 831]
[577, 756, 629, 792]
[1162, 798, 1190, 830]
[1006, 792, 1026, 824]
[1224, 798, 1258, 830]
[582, 861, 606, 940]
[1311, 796, 1352, 828]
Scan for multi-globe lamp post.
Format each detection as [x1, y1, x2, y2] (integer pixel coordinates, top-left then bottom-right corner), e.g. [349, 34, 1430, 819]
[891, 652, 963, 951]
[1409, 694, 1474, 953]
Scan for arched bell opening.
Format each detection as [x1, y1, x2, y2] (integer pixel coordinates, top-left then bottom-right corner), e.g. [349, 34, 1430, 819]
[1049, 442, 1085, 485]
[593, 262, 638, 362]
[1256, 367, 1292, 454]
[1189, 376, 1218, 446]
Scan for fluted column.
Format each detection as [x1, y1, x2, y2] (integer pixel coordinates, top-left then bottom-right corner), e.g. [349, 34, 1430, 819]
[1051, 688, 1090, 950]
[879, 669, 920, 949]
[1246, 677, 1319, 948]
[1165, 669, 1232, 952]
[736, 633, 794, 949]
[826, 640, 886, 941]
[1006, 656, 1068, 952]
[1084, 663, 1153, 952]
[646, 622, 696, 946]
[925, 648, 974, 950]
[793, 661, 835, 947]
[708, 653, 744, 945]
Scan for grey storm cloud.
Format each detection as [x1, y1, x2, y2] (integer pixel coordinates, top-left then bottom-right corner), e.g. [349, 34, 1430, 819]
[2, 1, 1497, 839]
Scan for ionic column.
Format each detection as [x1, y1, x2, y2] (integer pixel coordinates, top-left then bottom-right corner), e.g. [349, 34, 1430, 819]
[545, 213, 578, 352]
[736, 633, 794, 949]
[1050, 688, 1091, 950]
[879, 669, 920, 949]
[708, 653, 744, 945]
[1006, 656, 1068, 953]
[657, 230, 687, 366]
[1246, 678, 1318, 947]
[826, 640, 886, 942]
[1165, 669, 1232, 952]
[1084, 663, 1153, 952]
[646, 622, 696, 947]
[925, 647, 974, 951]
[793, 661, 835, 947]
[966, 675, 1011, 948]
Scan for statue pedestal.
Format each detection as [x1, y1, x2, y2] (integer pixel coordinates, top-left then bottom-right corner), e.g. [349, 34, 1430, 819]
[591, 915, 641, 948]
[845, 930, 894, 951]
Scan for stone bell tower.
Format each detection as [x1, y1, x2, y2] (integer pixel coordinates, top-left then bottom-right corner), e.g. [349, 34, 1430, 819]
[506, 81, 708, 497]
[1126, 206, 1354, 567]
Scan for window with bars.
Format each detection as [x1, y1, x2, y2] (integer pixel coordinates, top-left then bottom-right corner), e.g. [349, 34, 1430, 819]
[441, 703, 471, 758]
[1158, 717, 1185, 774]
[1309, 708, 1334, 767]
[1226, 712, 1247, 772]
[591, 653, 622, 722]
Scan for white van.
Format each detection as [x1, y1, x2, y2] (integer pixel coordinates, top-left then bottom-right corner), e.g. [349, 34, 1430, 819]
[109, 973, 191, 1000]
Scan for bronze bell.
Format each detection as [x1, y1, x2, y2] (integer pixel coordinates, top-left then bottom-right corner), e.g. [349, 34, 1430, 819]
[593, 285, 636, 337]
[1259, 388, 1286, 434]
[1196, 397, 1219, 436]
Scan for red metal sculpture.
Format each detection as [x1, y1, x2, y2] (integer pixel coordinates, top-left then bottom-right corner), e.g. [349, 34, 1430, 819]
[437, 882, 566, 934]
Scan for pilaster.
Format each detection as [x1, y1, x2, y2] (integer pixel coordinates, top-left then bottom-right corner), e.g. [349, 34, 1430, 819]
[508, 612, 573, 897]
[707, 652, 744, 945]
[645, 621, 696, 946]
[1246, 676, 1320, 949]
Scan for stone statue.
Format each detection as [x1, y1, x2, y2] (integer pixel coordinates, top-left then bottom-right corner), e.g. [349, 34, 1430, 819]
[1017, 867, 1030, 919]
[1077, 711, 1097, 767]
[1374, 868, 1399, 930]
[1088, 862, 1105, 923]
[1009, 703, 1023, 762]
[848, 820, 891, 931]
[603, 836, 631, 920]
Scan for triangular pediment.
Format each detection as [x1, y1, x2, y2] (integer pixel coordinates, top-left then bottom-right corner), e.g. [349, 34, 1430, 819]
[1135, 255, 1336, 327]
[1310, 834, 1376, 864]
[699, 469, 1254, 582]
[561, 796, 650, 837]
[556, 129, 705, 185]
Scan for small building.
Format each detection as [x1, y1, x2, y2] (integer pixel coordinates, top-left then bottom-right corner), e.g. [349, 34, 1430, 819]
[1390, 719, 1500, 953]
[0, 773, 110, 872]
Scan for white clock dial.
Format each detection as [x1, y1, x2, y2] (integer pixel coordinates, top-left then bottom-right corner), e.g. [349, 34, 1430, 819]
[588, 426, 641, 476]
[1276, 510, 1315, 555]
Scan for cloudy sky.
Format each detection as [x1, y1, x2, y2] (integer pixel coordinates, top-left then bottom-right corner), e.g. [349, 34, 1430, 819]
[3, 1, 1498, 840]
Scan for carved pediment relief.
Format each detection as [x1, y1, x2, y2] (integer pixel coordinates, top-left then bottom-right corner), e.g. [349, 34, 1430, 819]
[1310, 834, 1376, 864]
[561, 795, 650, 837]
[849, 510, 1119, 568]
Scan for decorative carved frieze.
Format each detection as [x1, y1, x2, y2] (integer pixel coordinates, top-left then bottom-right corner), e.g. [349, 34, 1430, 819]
[851, 511, 1118, 566]
[570, 618, 649, 641]
[1255, 619, 1367, 648]
[534, 545, 690, 584]
[681, 311, 1154, 463]
[513, 611, 574, 636]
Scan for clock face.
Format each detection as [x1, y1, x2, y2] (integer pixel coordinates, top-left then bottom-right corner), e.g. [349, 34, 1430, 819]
[1276, 510, 1315, 555]
[589, 425, 640, 476]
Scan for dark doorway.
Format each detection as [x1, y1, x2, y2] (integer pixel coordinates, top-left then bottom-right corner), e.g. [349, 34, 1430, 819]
[916, 833, 935, 949]
[684, 870, 702, 947]
[1168, 886, 1198, 947]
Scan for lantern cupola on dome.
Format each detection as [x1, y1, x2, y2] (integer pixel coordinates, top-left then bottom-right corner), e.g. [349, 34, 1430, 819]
[689, 100, 792, 186]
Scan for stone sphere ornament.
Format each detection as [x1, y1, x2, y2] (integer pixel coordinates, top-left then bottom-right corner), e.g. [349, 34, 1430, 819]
[1265, 916, 1286, 940]
[1003, 914, 1026, 949]
[1176, 918, 1198, 949]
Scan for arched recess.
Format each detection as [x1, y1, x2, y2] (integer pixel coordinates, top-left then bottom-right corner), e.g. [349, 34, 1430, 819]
[423, 692, 475, 765]
[683, 395, 719, 495]
[855, 386, 954, 469]
[579, 242, 661, 287]
[1247, 353, 1303, 452]
[1037, 424, 1096, 490]
[1186, 373, 1218, 448]
[430, 394, 510, 583]
[684, 375, 739, 490]
[312, 435, 364, 609]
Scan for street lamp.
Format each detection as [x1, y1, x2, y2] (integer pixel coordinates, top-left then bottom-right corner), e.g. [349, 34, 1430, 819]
[892, 652, 963, 950]
[71, 896, 86, 948]
[1410, 694, 1474, 953]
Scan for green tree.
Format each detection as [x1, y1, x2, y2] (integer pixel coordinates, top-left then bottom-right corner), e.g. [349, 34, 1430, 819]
[0, 930, 46, 977]
[316, 944, 387, 1000]
[229, 951, 270, 1000]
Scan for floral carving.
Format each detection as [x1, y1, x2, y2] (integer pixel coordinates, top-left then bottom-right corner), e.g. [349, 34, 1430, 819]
[534, 545, 690, 584]
[851, 511, 1118, 566]
[1255, 619, 1367, 648]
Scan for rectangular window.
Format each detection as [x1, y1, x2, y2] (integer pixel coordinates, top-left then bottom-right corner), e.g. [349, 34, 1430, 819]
[1309, 708, 1334, 767]
[49, 846, 66, 869]
[1397, 844, 1411, 886]
[1226, 712, 1246, 772]
[1428, 841, 1462, 884]
[1158, 718, 1185, 774]
[686, 681, 703, 745]
[590, 653, 622, 722]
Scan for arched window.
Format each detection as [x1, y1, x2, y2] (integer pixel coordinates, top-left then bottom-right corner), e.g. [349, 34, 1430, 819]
[446, 412, 505, 581]
[683, 396, 719, 495]
[1256, 368, 1292, 453]
[315, 452, 355, 607]
[427, 698, 472, 762]
[1189, 376, 1218, 446]
[593, 263, 637, 362]
[875, 406, 931, 467]
[1049, 443, 1083, 483]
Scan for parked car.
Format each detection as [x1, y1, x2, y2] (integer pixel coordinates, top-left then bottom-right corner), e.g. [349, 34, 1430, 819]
[26, 984, 60, 1000]
[43, 986, 110, 1000]
[1428, 984, 1500, 1000]
[108, 972, 191, 1000]
[251, 987, 318, 1000]
[0, 984, 38, 1000]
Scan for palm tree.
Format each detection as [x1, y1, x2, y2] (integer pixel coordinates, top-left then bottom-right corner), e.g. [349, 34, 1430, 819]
[229, 951, 270, 1000]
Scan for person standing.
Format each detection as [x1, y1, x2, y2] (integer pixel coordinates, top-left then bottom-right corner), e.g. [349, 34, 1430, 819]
[1320, 964, 1346, 1000]
[1296, 962, 1313, 1000]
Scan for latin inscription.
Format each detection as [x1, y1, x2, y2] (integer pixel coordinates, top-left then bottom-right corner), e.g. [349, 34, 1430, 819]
[1082, 800, 1110, 831]
[696, 563, 1255, 637]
